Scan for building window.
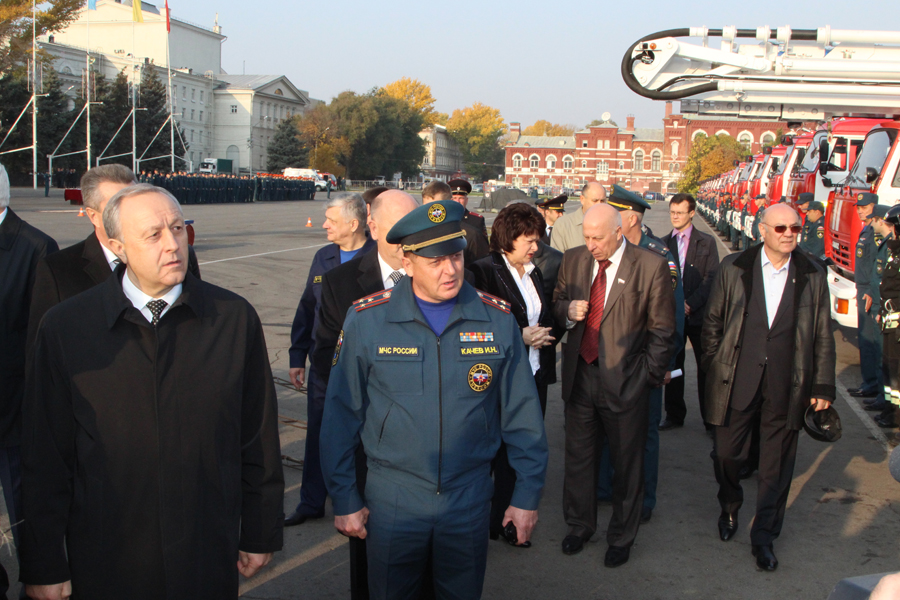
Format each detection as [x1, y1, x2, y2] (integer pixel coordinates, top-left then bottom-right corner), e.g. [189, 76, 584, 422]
[530, 155, 540, 168]
[619, 161, 624, 170]
[761, 131, 776, 146]
[190, 130, 194, 142]
[582, 140, 588, 148]
[199, 90, 204, 103]
[546, 178, 555, 186]
[597, 161, 609, 177]
[191, 88, 195, 101]
[199, 111, 203, 122]
[597, 141, 603, 149]
[231, 105, 237, 113]
[651, 150, 661, 171]
[199, 131, 203, 144]
[563, 157, 573, 169]
[581, 160, 587, 168]
[669, 163, 679, 172]
[634, 150, 644, 171]
[692, 130, 707, 141]
[671, 141, 679, 159]
[182, 86, 186, 99]
[181, 108, 186, 118]
[530, 177, 539, 186]
[190, 109, 195, 120]
[546, 155, 556, 169]
[619, 141, 625, 149]
[513, 154, 522, 168]
[738, 131, 753, 146]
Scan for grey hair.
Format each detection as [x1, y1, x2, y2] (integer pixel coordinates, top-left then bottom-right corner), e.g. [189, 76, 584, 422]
[81, 164, 136, 210]
[325, 193, 367, 226]
[0, 163, 9, 210]
[103, 184, 182, 240]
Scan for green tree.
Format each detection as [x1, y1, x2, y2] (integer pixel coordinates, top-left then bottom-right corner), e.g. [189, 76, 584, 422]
[446, 102, 507, 182]
[678, 133, 745, 194]
[92, 70, 132, 169]
[267, 116, 308, 172]
[37, 66, 79, 170]
[0, 73, 33, 182]
[0, 0, 84, 75]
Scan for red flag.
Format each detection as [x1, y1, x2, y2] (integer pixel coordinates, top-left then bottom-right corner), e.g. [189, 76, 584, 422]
[165, 0, 171, 32]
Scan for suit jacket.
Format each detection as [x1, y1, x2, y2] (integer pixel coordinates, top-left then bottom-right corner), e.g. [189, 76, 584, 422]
[532, 240, 562, 301]
[462, 221, 490, 266]
[549, 209, 584, 253]
[663, 225, 719, 328]
[0, 208, 58, 447]
[27, 232, 201, 354]
[469, 252, 561, 384]
[289, 238, 375, 369]
[552, 242, 676, 410]
[22, 269, 284, 598]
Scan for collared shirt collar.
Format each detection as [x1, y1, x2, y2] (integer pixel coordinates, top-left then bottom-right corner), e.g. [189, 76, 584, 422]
[606, 236, 627, 268]
[672, 223, 693, 241]
[761, 247, 791, 274]
[0, 208, 7, 227]
[501, 252, 536, 277]
[121, 269, 182, 324]
[377, 251, 406, 289]
[99, 241, 121, 271]
[386, 275, 490, 325]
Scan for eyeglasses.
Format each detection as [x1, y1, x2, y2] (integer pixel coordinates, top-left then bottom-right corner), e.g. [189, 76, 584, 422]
[762, 223, 802, 234]
[669, 211, 691, 216]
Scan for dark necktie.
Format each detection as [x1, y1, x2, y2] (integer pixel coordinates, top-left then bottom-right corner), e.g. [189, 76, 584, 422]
[579, 260, 612, 365]
[389, 270, 403, 286]
[147, 299, 168, 326]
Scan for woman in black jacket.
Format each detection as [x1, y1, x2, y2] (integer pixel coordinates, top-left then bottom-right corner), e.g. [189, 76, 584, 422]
[469, 201, 558, 546]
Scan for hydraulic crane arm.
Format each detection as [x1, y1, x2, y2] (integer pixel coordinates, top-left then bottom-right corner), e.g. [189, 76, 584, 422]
[622, 26, 900, 119]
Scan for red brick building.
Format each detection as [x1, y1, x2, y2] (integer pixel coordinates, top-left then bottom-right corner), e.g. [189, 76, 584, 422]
[503, 103, 790, 194]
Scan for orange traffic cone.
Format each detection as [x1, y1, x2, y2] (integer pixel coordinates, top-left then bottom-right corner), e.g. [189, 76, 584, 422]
[305, 217, 312, 228]
[77, 206, 85, 217]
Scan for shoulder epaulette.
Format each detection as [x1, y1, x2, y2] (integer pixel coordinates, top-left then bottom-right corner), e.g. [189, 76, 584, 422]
[353, 289, 393, 311]
[645, 240, 669, 258]
[477, 290, 511, 314]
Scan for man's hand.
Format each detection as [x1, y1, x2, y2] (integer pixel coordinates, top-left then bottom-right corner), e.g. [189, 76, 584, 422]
[522, 326, 555, 349]
[684, 301, 691, 316]
[567, 300, 589, 322]
[864, 293, 873, 313]
[288, 367, 305, 390]
[237, 552, 273, 578]
[663, 371, 672, 385]
[502, 506, 538, 546]
[25, 582, 72, 600]
[810, 398, 832, 412]
[335, 507, 369, 539]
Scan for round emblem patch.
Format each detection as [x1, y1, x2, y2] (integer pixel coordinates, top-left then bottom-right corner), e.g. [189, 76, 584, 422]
[428, 204, 447, 223]
[857, 246, 864, 258]
[468, 363, 493, 392]
[858, 193, 864, 201]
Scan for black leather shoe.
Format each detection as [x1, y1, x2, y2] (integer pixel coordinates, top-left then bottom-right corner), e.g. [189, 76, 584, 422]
[718, 511, 738, 541]
[640, 506, 652, 524]
[752, 544, 778, 571]
[875, 414, 898, 428]
[561, 535, 585, 555]
[284, 509, 324, 527]
[604, 545, 630, 568]
[864, 397, 880, 405]
[658, 418, 684, 431]
[865, 400, 888, 412]
[850, 388, 878, 398]
[846, 386, 863, 394]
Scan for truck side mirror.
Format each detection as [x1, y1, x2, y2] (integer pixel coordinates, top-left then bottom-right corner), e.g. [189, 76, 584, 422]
[818, 138, 830, 175]
[866, 167, 879, 184]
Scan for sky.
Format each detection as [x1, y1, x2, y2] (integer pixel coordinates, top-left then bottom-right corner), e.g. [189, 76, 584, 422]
[171, 0, 900, 132]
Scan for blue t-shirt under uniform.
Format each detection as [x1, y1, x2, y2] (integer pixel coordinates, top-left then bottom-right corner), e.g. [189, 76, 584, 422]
[415, 296, 458, 335]
[340, 248, 361, 264]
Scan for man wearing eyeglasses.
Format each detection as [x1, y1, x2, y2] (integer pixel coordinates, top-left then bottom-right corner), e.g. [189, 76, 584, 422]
[701, 203, 835, 572]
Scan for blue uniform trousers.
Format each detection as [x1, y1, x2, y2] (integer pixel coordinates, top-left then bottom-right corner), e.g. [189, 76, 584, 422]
[365, 472, 490, 600]
[295, 369, 327, 516]
[857, 290, 885, 398]
[597, 388, 661, 510]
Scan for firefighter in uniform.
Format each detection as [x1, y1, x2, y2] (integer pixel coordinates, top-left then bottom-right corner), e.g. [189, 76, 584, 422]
[798, 198, 826, 260]
[870, 204, 897, 426]
[849, 192, 885, 403]
[596, 187, 684, 522]
[740, 193, 753, 250]
[320, 200, 548, 599]
[448, 178, 488, 236]
[878, 204, 900, 428]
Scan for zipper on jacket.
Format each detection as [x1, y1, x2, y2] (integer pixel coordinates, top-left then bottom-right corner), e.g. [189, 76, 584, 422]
[436, 336, 443, 495]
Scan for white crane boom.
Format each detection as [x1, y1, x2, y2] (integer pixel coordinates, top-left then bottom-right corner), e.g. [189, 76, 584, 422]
[622, 26, 900, 120]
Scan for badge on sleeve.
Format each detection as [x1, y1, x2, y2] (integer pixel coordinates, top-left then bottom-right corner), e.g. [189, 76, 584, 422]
[857, 246, 864, 258]
[817, 228, 824, 239]
[468, 364, 493, 392]
[332, 330, 344, 366]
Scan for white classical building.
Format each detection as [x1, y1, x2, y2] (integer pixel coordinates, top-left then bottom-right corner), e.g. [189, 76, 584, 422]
[38, 0, 318, 173]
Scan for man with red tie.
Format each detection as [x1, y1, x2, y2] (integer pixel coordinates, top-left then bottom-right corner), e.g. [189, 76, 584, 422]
[552, 201, 676, 567]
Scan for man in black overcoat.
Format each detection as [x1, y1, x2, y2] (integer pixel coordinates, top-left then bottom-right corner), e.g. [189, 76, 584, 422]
[21, 185, 283, 600]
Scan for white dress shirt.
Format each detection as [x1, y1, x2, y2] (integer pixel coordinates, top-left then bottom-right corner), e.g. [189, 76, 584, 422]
[377, 252, 406, 289]
[760, 248, 791, 328]
[567, 237, 628, 329]
[100, 242, 121, 271]
[122, 271, 182, 324]
[502, 254, 542, 375]
[0, 208, 7, 227]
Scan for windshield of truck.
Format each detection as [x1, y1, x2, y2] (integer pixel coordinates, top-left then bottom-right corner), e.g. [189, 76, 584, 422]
[748, 160, 763, 180]
[775, 147, 795, 175]
[790, 147, 808, 175]
[847, 129, 897, 187]
[738, 162, 754, 181]
[797, 132, 826, 173]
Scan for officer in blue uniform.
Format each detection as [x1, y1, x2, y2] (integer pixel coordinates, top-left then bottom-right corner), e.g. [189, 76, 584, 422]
[867, 204, 895, 421]
[849, 192, 884, 401]
[798, 198, 826, 260]
[320, 200, 548, 599]
[597, 186, 684, 523]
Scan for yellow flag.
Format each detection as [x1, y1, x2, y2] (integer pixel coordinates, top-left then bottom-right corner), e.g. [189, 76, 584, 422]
[132, 0, 144, 22]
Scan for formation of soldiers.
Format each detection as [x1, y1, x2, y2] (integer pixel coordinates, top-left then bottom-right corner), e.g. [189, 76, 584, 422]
[138, 170, 316, 204]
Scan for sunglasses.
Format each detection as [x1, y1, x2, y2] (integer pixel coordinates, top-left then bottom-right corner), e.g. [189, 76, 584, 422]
[763, 223, 802, 234]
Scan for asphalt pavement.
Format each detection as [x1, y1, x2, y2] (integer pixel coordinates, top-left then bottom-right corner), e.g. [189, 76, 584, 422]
[3, 189, 899, 599]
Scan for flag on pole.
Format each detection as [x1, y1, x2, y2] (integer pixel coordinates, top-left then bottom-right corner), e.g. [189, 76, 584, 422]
[87, 0, 97, 9]
[132, 0, 143, 22]
[164, 0, 170, 32]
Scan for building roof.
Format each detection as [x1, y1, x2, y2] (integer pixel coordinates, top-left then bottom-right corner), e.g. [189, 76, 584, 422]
[680, 114, 779, 123]
[629, 127, 664, 142]
[509, 136, 575, 149]
[215, 75, 283, 90]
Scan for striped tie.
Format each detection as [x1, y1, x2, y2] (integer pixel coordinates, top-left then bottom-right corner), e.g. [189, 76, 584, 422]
[578, 260, 611, 365]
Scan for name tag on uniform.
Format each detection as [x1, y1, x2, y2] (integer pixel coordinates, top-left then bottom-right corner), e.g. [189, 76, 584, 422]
[377, 346, 421, 356]
[460, 346, 500, 356]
